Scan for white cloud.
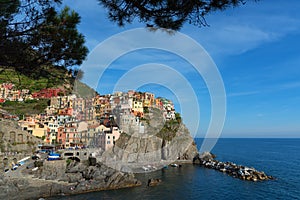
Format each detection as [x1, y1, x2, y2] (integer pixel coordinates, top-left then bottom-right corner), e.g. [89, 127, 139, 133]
[279, 81, 300, 90]
[182, 0, 300, 56]
[227, 90, 261, 97]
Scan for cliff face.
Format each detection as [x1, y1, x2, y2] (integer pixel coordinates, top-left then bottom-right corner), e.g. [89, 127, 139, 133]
[100, 109, 198, 172]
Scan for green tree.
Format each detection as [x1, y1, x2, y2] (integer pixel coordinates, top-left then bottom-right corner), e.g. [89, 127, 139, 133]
[0, 0, 88, 75]
[99, 0, 254, 31]
[175, 112, 182, 124]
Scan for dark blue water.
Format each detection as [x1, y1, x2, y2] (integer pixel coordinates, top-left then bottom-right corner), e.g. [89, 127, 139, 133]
[50, 138, 300, 200]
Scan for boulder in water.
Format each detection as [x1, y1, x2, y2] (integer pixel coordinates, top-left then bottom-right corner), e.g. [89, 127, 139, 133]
[148, 178, 162, 187]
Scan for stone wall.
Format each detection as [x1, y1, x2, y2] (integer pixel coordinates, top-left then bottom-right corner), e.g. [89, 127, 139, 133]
[0, 119, 44, 153]
[0, 119, 44, 169]
[0, 119, 43, 144]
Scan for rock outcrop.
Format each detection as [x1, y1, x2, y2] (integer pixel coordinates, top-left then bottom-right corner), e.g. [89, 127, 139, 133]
[0, 158, 141, 199]
[147, 178, 162, 186]
[193, 152, 274, 181]
[99, 108, 198, 173]
[100, 122, 198, 172]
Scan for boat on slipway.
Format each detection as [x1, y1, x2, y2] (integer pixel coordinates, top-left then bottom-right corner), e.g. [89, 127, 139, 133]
[47, 153, 61, 161]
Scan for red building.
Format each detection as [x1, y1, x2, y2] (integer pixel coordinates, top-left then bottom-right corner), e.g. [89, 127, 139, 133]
[32, 88, 63, 99]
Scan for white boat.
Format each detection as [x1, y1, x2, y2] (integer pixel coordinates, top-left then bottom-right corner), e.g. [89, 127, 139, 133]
[142, 166, 149, 171]
[47, 152, 61, 160]
[48, 155, 60, 158]
[220, 168, 226, 172]
[32, 167, 39, 171]
[11, 165, 18, 170]
[17, 156, 30, 165]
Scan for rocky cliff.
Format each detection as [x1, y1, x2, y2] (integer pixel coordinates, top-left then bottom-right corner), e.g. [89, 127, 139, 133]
[100, 108, 198, 172]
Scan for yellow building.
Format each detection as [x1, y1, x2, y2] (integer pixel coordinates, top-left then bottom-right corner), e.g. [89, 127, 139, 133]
[132, 99, 144, 117]
[19, 118, 47, 138]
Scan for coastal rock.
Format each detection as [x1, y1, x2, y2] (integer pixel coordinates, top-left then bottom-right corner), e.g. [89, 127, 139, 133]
[147, 178, 162, 186]
[100, 122, 198, 172]
[106, 171, 126, 186]
[106, 172, 140, 189]
[39, 160, 67, 180]
[193, 152, 274, 182]
[0, 159, 141, 199]
[82, 166, 107, 181]
[0, 176, 73, 200]
[66, 161, 87, 173]
[67, 173, 83, 183]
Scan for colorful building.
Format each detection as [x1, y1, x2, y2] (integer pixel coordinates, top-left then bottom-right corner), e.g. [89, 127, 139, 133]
[32, 88, 63, 99]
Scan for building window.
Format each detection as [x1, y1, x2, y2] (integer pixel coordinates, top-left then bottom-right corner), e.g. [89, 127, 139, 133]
[107, 141, 110, 144]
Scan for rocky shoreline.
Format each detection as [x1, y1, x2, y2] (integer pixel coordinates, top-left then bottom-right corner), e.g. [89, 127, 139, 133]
[193, 152, 274, 181]
[0, 115, 199, 199]
[0, 158, 141, 200]
[0, 152, 275, 199]
[0, 118, 274, 199]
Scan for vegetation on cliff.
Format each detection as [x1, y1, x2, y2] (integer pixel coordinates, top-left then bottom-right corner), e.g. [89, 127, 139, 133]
[0, 66, 72, 92]
[141, 107, 183, 141]
[1, 99, 49, 118]
[156, 119, 180, 141]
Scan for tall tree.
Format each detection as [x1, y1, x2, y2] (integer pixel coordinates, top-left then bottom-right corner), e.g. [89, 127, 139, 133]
[0, 0, 88, 75]
[99, 0, 253, 30]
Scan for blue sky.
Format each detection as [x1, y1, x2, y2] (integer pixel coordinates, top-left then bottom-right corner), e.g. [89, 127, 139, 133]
[62, 0, 300, 138]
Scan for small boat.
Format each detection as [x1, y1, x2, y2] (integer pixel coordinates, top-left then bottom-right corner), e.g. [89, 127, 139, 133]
[32, 167, 39, 171]
[18, 161, 25, 166]
[142, 166, 149, 171]
[11, 164, 18, 170]
[220, 168, 226, 172]
[17, 156, 30, 166]
[170, 163, 178, 167]
[47, 152, 61, 161]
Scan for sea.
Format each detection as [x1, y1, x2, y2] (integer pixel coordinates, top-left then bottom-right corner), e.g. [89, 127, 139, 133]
[49, 138, 300, 200]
